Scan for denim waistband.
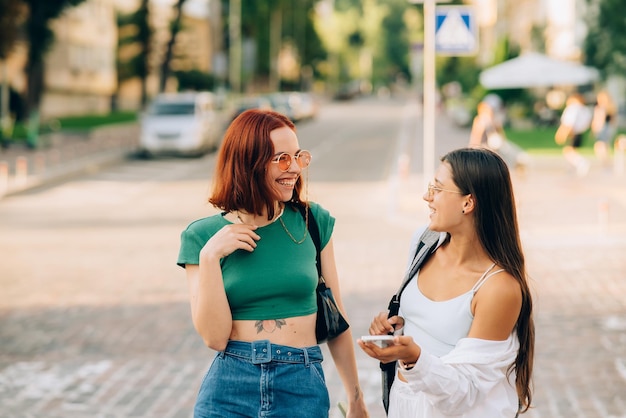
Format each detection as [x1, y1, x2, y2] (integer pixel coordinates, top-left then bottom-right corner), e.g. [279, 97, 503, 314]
[222, 340, 323, 365]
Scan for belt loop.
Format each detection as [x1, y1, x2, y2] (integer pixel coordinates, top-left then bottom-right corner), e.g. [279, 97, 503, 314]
[303, 347, 310, 367]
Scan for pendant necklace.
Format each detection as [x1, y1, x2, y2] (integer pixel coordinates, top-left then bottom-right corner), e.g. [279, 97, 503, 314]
[236, 206, 306, 244]
[279, 204, 308, 244]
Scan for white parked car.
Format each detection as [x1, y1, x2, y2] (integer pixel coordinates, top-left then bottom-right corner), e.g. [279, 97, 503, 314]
[139, 92, 225, 157]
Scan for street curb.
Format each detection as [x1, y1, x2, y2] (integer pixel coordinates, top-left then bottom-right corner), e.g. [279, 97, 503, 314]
[0, 124, 139, 199]
[1, 148, 136, 198]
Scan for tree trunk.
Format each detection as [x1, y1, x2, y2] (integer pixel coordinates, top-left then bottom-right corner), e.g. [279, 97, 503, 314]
[159, 0, 186, 93]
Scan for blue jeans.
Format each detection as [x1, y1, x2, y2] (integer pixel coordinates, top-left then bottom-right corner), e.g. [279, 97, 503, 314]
[194, 340, 330, 418]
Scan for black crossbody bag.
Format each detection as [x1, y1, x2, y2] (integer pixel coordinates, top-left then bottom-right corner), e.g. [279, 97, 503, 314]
[380, 228, 442, 414]
[294, 203, 350, 344]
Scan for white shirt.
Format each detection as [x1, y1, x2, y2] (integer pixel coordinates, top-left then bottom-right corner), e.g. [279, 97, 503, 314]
[390, 336, 520, 418]
[561, 102, 592, 134]
[389, 227, 520, 417]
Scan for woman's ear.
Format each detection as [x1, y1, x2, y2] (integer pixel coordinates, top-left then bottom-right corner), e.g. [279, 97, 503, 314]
[463, 195, 475, 214]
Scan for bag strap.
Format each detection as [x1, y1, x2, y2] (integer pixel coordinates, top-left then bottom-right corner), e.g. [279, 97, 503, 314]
[387, 228, 442, 313]
[294, 203, 321, 278]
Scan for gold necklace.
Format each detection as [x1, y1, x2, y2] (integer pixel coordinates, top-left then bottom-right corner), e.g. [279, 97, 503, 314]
[236, 207, 284, 226]
[279, 205, 308, 244]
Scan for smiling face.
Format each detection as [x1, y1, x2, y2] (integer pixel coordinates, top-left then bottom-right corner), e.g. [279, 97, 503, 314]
[423, 162, 469, 232]
[268, 126, 303, 202]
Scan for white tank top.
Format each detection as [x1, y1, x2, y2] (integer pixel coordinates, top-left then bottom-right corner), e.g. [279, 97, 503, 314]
[399, 263, 504, 357]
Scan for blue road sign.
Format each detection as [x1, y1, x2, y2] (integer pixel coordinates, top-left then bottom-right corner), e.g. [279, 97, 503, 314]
[435, 6, 478, 55]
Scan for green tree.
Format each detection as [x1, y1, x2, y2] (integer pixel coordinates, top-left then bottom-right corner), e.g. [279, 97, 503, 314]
[583, 0, 626, 76]
[0, 0, 26, 59]
[175, 69, 215, 91]
[314, 0, 385, 91]
[225, 0, 325, 91]
[379, 0, 410, 86]
[159, 0, 187, 92]
[281, 0, 326, 86]
[22, 0, 87, 118]
[0, 0, 27, 143]
[116, 0, 151, 107]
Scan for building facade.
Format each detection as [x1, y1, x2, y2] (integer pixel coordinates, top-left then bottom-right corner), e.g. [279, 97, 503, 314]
[4, 0, 219, 120]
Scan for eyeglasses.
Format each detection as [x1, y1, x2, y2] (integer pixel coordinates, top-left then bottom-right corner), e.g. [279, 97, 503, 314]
[272, 150, 312, 172]
[427, 182, 464, 198]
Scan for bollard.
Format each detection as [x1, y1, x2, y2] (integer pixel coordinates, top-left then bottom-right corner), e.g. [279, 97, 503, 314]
[15, 156, 28, 186]
[614, 134, 626, 176]
[0, 161, 8, 197]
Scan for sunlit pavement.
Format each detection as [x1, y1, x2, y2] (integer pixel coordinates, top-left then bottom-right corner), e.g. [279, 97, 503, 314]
[0, 100, 625, 417]
[321, 158, 626, 418]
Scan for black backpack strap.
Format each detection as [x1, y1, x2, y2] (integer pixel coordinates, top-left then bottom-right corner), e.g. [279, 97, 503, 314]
[387, 228, 442, 317]
[399, 229, 441, 295]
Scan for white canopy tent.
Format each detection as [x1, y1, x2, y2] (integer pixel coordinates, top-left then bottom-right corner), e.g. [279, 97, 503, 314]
[479, 52, 600, 89]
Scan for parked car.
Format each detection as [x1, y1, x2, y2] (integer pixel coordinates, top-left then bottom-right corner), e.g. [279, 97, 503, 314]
[265, 92, 302, 122]
[292, 92, 319, 121]
[139, 92, 225, 157]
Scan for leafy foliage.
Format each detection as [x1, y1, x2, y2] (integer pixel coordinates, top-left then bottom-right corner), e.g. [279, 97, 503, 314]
[0, 0, 27, 59]
[116, 0, 151, 106]
[175, 70, 215, 91]
[226, 0, 325, 90]
[21, 0, 87, 115]
[159, 0, 186, 92]
[583, 0, 626, 76]
[379, 0, 410, 85]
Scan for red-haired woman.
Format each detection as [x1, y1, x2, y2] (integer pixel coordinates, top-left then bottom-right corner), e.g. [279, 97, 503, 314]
[177, 109, 369, 418]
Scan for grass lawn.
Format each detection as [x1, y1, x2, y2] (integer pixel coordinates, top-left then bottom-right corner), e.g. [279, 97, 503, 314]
[6, 111, 138, 142]
[504, 126, 612, 155]
[55, 111, 137, 130]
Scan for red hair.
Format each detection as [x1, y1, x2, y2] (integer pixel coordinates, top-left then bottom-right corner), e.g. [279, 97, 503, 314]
[209, 109, 303, 220]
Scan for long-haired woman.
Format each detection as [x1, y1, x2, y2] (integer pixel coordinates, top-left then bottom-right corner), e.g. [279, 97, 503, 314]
[359, 147, 534, 417]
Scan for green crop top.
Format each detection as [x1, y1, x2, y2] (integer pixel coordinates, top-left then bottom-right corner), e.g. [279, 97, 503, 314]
[177, 202, 335, 320]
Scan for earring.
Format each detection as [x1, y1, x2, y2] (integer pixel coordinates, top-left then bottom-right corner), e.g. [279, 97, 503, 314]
[462, 210, 465, 214]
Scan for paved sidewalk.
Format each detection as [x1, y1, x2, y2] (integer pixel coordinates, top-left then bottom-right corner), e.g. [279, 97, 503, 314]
[0, 123, 139, 198]
[321, 160, 626, 417]
[0, 108, 625, 417]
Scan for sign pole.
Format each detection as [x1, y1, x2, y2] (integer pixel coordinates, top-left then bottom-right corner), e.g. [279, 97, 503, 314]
[423, 0, 436, 187]
[410, 0, 469, 187]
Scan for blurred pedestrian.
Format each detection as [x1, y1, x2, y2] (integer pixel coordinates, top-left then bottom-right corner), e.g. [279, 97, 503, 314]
[358, 148, 535, 418]
[591, 90, 618, 168]
[469, 95, 529, 174]
[177, 109, 369, 418]
[555, 93, 592, 176]
[469, 99, 504, 149]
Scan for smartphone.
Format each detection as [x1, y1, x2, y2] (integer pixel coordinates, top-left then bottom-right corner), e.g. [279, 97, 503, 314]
[360, 335, 394, 347]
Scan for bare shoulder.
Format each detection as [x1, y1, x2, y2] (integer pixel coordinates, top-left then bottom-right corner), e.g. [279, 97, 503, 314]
[470, 269, 523, 339]
[478, 269, 522, 305]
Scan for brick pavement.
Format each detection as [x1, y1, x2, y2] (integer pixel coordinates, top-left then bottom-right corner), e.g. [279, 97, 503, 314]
[1, 108, 626, 417]
[322, 165, 626, 418]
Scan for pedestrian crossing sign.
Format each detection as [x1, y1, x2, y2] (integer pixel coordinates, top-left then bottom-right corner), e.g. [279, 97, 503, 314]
[435, 6, 478, 56]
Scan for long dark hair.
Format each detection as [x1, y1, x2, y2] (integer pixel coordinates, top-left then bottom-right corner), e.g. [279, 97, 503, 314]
[209, 109, 304, 220]
[442, 147, 534, 412]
